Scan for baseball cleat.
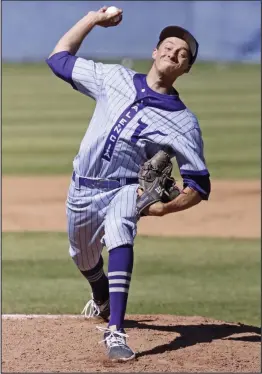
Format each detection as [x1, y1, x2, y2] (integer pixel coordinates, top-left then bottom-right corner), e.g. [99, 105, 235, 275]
[97, 325, 136, 361]
[81, 294, 110, 321]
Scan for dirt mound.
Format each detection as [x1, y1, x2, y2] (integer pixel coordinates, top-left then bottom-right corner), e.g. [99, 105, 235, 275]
[2, 176, 260, 238]
[2, 314, 260, 372]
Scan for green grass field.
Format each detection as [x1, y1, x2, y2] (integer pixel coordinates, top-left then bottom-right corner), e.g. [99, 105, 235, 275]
[2, 233, 260, 326]
[2, 61, 260, 178]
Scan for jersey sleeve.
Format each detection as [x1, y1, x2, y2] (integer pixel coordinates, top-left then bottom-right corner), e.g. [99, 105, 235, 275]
[173, 126, 211, 199]
[174, 127, 209, 175]
[46, 51, 113, 100]
[71, 57, 105, 100]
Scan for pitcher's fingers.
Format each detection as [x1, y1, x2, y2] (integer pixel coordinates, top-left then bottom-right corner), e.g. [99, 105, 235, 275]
[99, 6, 108, 13]
[137, 188, 144, 197]
[114, 14, 123, 25]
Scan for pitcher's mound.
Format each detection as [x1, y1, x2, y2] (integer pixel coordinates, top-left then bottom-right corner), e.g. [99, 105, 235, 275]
[2, 314, 260, 373]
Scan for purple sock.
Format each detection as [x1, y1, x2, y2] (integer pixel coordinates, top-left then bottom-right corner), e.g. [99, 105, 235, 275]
[80, 256, 109, 303]
[108, 245, 134, 330]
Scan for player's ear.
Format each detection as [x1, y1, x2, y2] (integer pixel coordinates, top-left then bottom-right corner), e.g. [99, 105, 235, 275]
[152, 48, 157, 60]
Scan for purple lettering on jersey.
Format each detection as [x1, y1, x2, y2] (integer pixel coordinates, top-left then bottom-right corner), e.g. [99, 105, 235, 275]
[131, 120, 167, 144]
[119, 118, 127, 125]
[131, 119, 148, 144]
[46, 51, 77, 89]
[102, 73, 187, 162]
[102, 102, 144, 161]
[139, 130, 167, 139]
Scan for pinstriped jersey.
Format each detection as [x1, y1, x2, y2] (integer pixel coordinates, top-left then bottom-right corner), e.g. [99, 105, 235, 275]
[47, 54, 208, 180]
[71, 58, 208, 179]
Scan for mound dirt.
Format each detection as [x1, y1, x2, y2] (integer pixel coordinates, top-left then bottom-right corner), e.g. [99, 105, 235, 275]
[2, 314, 260, 373]
[2, 176, 260, 238]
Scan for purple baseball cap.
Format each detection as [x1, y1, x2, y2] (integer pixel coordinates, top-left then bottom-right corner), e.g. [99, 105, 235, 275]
[157, 26, 199, 69]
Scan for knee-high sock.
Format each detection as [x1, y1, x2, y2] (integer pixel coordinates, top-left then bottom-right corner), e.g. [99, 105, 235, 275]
[108, 245, 134, 330]
[80, 256, 109, 303]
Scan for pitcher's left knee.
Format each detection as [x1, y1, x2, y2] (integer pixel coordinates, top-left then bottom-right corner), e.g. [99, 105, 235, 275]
[104, 217, 137, 251]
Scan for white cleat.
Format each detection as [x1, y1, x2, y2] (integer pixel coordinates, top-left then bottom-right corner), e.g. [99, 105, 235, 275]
[81, 295, 110, 321]
[97, 325, 136, 361]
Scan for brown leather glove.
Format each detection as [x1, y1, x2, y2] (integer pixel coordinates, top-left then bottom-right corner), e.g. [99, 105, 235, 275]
[136, 150, 181, 216]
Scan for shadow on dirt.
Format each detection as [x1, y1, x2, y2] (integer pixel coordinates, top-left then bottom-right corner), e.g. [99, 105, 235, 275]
[124, 319, 261, 358]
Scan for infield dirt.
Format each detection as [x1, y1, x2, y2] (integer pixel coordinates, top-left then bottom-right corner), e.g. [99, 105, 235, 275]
[2, 177, 260, 238]
[2, 314, 260, 373]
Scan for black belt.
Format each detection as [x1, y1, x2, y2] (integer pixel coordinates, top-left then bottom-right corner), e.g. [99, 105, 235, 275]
[72, 171, 138, 189]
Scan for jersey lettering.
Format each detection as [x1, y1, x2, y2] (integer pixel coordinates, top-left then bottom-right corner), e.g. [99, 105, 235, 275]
[102, 102, 144, 161]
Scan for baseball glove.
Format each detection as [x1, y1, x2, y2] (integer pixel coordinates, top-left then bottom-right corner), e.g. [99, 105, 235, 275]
[136, 150, 181, 216]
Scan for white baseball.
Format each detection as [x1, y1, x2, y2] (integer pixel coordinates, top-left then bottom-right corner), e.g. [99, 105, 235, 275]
[106, 6, 121, 22]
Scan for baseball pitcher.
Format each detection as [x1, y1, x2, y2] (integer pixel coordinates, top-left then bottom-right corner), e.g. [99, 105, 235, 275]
[46, 6, 211, 362]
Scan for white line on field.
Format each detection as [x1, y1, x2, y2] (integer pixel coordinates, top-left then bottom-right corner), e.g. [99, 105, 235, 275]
[2, 314, 83, 319]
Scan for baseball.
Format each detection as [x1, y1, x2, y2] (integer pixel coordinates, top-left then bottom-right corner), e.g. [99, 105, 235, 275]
[106, 6, 121, 22]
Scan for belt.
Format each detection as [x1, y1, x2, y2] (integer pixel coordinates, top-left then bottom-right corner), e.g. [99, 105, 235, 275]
[72, 171, 138, 189]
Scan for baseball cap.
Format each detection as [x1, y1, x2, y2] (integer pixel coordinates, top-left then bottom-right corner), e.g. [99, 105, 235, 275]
[157, 26, 199, 69]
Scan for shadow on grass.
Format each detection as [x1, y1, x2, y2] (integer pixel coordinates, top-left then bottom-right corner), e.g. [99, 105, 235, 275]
[124, 319, 261, 358]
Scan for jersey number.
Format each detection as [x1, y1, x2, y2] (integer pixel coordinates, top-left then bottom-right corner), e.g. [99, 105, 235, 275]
[131, 119, 167, 144]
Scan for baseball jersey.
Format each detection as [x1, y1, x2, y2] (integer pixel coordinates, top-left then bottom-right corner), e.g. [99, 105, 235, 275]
[47, 51, 210, 199]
